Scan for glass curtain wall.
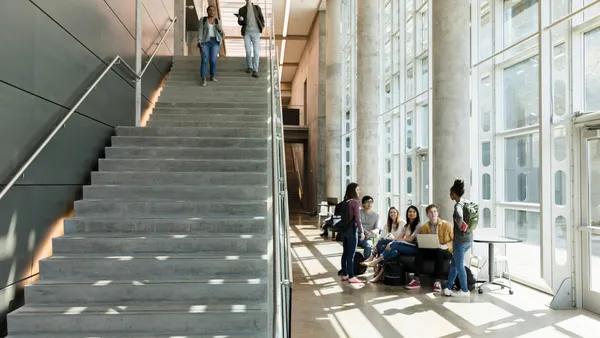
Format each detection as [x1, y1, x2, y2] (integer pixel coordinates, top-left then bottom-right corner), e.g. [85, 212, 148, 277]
[471, 0, 600, 291]
[377, 0, 431, 221]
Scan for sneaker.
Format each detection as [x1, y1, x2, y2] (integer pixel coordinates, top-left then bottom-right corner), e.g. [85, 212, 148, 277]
[433, 281, 442, 292]
[443, 288, 452, 296]
[246, 68, 253, 74]
[405, 279, 421, 290]
[341, 276, 349, 281]
[451, 290, 471, 298]
[201, 78, 207, 87]
[348, 277, 363, 284]
[210, 76, 218, 82]
[252, 71, 260, 78]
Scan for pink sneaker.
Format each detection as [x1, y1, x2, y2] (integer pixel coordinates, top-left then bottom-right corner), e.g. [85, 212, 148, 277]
[405, 279, 421, 290]
[341, 276, 349, 281]
[433, 281, 442, 292]
[348, 277, 363, 284]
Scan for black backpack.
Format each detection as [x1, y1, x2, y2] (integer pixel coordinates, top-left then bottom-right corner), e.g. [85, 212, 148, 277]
[452, 266, 476, 291]
[383, 262, 406, 286]
[331, 200, 353, 232]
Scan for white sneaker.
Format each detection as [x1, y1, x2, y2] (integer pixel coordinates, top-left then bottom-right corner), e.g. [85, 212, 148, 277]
[451, 290, 471, 298]
[443, 288, 452, 296]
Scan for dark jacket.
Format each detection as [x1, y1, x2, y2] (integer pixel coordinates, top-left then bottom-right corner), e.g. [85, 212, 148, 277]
[237, 4, 265, 36]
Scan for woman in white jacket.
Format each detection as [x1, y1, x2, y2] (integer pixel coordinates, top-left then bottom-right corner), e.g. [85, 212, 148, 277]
[362, 207, 406, 264]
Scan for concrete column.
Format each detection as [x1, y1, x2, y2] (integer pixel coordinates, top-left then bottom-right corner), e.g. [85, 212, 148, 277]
[174, 0, 186, 56]
[317, 11, 328, 204]
[356, 1, 380, 200]
[325, 0, 342, 200]
[431, 0, 471, 218]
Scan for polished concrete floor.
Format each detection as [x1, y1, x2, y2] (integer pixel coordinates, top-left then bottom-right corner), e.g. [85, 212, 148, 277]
[289, 213, 600, 338]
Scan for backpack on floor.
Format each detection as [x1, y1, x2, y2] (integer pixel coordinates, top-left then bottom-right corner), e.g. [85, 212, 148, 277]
[337, 252, 367, 277]
[452, 266, 476, 291]
[383, 261, 406, 286]
[354, 252, 367, 276]
[462, 200, 479, 232]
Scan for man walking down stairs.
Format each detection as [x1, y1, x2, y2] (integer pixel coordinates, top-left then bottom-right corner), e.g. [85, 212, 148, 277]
[6, 56, 272, 337]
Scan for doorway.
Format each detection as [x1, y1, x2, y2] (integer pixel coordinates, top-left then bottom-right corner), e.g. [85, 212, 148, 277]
[578, 126, 600, 314]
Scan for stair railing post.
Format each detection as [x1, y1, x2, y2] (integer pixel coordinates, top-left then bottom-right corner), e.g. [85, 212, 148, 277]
[135, 0, 143, 126]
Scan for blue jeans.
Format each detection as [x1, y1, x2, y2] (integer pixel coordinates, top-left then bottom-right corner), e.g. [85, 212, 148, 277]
[379, 242, 417, 267]
[358, 236, 372, 258]
[201, 38, 220, 78]
[375, 238, 393, 257]
[446, 241, 472, 292]
[341, 226, 358, 278]
[244, 32, 261, 72]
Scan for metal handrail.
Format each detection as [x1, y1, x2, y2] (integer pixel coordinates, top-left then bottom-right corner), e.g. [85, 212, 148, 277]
[266, 2, 292, 336]
[0, 17, 177, 203]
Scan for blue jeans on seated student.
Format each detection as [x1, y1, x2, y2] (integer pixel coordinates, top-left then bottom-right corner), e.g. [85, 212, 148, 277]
[446, 241, 472, 292]
[201, 37, 220, 78]
[358, 236, 373, 258]
[374, 238, 393, 257]
[340, 225, 358, 278]
[378, 242, 417, 267]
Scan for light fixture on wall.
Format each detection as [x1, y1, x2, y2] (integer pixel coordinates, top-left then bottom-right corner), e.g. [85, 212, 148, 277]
[280, 0, 291, 73]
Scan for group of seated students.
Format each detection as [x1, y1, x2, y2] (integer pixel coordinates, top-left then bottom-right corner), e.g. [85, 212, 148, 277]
[335, 179, 473, 298]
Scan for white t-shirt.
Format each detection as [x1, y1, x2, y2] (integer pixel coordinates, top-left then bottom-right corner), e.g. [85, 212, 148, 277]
[208, 22, 216, 37]
[380, 219, 407, 239]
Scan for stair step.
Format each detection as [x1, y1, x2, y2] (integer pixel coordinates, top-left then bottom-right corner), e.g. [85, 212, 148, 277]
[39, 254, 268, 280]
[25, 278, 267, 305]
[147, 120, 267, 128]
[8, 334, 264, 338]
[157, 97, 268, 104]
[151, 107, 267, 115]
[163, 81, 268, 88]
[8, 301, 267, 334]
[155, 101, 267, 110]
[83, 185, 268, 201]
[116, 126, 268, 138]
[149, 114, 267, 122]
[64, 216, 268, 234]
[111, 136, 266, 148]
[98, 158, 267, 173]
[162, 84, 267, 91]
[53, 233, 268, 255]
[73, 199, 267, 217]
[91, 171, 267, 186]
[105, 147, 267, 160]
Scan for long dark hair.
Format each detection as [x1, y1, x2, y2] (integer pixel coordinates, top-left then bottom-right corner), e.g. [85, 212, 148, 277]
[344, 182, 359, 201]
[405, 205, 420, 234]
[386, 207, 401, 234]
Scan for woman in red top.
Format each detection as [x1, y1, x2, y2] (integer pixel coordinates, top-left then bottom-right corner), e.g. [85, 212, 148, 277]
[340, 182, 365, 284]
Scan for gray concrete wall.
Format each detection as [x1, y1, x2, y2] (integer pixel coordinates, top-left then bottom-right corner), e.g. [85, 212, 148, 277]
[0, 1, 174, 336]
[289, 14, 323, 212]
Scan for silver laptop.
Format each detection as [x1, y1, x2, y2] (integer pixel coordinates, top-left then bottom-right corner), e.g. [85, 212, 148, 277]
[417, 234, 440, 249]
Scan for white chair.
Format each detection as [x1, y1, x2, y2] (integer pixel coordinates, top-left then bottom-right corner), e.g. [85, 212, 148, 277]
[317, 201, 330, 227]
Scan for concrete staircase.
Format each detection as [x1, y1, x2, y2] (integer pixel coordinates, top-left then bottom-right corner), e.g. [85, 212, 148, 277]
[7, 56, 272, 337]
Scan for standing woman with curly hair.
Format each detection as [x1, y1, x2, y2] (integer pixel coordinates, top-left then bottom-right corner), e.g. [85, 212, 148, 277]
[444, 179, 472, 298]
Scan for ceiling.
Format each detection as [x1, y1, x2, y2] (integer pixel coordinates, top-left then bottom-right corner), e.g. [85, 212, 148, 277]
[216, 0, 324, 84]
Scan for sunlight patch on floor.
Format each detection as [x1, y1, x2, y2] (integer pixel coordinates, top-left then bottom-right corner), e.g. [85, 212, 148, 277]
[556, 314, 600, 337]
[333, 308, 384, 338]
[443, 302, 513, 326]
[514, 325, 573, 337]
